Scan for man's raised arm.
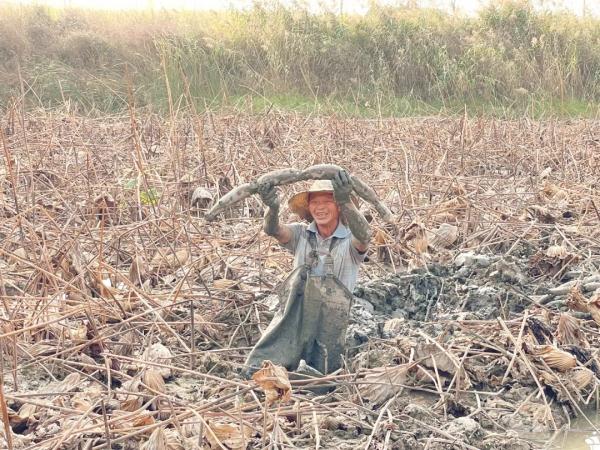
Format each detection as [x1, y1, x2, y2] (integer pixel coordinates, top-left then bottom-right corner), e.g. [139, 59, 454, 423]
[332, 170, 371, 253]
[258, 182, 293, 245]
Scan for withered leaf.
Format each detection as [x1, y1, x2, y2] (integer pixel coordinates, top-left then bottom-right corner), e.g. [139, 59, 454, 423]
[150, 249, 190, 271]
[556, 313, 584, 346]
[252, 360, 291, 405]
[360, 364, 410, 405]
[205, 420, 252, 450]
[529, 345, 577, 371]
[140, 427, 167, 450]
[142, 343, 173, 379]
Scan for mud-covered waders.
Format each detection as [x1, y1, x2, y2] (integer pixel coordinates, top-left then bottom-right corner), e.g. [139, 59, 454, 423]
[245, 233, 354, 376]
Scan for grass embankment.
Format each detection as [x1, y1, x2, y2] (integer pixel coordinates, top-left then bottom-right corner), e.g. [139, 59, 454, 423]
[0, 1, 599, 117]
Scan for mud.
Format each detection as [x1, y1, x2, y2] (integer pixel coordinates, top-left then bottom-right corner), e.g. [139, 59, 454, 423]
[338, 247, 600, 449]
[352, 253, 539, 324]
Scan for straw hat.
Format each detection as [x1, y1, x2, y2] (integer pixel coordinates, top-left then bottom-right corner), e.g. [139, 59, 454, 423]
[288, 179, 358, 222]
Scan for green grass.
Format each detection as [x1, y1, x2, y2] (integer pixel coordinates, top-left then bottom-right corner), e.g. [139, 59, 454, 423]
[0, 1, 599, 117]
[211, 94, 600, 119]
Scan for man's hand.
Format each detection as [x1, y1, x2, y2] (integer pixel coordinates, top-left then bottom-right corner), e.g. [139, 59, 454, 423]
[332, 170, 353, 204]
[258, 182, 280, 209]
[259, 181, 292, 244]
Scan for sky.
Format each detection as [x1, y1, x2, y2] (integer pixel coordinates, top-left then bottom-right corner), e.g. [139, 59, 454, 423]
[8, 0, 600, 16]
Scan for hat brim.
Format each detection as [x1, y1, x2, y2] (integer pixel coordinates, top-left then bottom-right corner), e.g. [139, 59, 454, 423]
[288, 190, 359, 222]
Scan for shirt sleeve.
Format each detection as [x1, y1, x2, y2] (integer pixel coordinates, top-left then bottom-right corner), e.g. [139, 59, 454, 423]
[280, 223, 306, 254]
[349, 235, 367, 265]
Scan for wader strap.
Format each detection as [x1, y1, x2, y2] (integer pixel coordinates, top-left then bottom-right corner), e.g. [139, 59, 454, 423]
[306, 231, 338, 276]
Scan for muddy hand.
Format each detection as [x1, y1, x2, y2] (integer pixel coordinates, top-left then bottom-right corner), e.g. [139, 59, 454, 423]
[258, 182, 280, 209]
[332, 169, 353, 204]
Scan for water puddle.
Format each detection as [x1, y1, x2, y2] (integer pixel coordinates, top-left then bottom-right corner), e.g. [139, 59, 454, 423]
[531, 411, 600, 449]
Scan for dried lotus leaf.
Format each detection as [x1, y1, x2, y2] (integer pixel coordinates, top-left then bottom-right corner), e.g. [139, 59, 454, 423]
[18, 403, 38, 420]
[382, 318, 404, 337]
[360, 364, 410, 405]
[132, 412, 156, 429]
[571, 367, 595, 391]
[150, 249, 190, 271]
[587, 292, 600, 325]
[566, 286, 588, 313]
[252, 360, 291, 405]
[191, 186, 213, 208]
[129, 255, 148, 285]
[143, 369, 166, 394]
[538, 370, 558, 385]
[531, 345, 576, 371]
[71, 396, 92, 412]
[540, 182, 569, 203]
[212, 279, 240, 290]
[140, 427, 168, 450]
[142, 343, 173, 379]
[556, 313, 582, 346]
[546, 245, 568, 259]
[427, 223, 458, 249]
[205, 421, 252, 450]
[69, 323, 88, 343]
[121, 396, 143, 412]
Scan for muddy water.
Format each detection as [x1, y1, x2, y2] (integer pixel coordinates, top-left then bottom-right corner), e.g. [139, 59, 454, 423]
[558, 419, 600, 450]
[535, 412, 600, 449]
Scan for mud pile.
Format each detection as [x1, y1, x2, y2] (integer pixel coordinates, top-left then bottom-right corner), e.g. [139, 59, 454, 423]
[334, 249, 600, 449]
[354, 254, 543, 320]
[348, 253, 537, 347]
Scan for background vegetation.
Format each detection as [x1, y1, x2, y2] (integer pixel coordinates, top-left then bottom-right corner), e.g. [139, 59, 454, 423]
[0, 0, 599, 117]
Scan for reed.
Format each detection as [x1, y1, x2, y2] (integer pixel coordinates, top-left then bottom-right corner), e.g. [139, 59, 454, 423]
[0, 1, 598, 117]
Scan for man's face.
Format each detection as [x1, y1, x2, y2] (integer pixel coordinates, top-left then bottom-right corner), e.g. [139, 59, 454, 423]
[308, 192, 340, 227]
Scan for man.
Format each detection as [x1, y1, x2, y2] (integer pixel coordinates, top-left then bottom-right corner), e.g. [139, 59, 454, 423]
[244, 169, 371, 376]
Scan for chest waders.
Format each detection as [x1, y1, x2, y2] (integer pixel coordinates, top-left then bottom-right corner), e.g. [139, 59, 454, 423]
[245, 232, 354, 376]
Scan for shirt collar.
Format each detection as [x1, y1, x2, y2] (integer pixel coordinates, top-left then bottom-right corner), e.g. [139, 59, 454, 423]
[308, 221, 350, 239]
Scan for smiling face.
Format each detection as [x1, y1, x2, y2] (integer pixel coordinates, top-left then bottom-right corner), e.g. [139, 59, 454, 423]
[308, 191, 340, 228]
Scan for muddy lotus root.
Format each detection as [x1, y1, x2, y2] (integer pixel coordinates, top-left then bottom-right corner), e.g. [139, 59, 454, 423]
[205, 164, 394, 223]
